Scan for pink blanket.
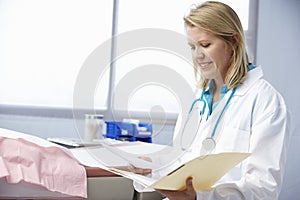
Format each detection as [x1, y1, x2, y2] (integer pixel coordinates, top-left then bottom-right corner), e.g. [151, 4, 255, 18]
[0, 129, 87, 198]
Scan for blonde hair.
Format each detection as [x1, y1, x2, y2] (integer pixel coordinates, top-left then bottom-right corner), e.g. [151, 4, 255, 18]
[184, 1, 249, 89]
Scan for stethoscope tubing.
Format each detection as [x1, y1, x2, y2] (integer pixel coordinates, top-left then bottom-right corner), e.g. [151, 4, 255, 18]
[185, 87, 236, 144]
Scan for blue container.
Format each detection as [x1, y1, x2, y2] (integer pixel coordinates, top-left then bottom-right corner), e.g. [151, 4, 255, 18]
[105, 121, 137, 141]
[135, 122, 152, 143]
[135, 122, 153, 138]
[105, 121, 153, 143]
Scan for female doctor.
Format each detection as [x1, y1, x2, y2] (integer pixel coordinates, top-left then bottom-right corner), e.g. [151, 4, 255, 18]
[132, 1, 290, 199]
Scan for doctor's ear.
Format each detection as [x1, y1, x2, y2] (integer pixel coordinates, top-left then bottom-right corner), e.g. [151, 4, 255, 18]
[231, 33, 240, 48]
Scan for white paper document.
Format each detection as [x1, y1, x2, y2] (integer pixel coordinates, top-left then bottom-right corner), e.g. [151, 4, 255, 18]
[70, 140, 167, 169]
[70, 139, 250, 191]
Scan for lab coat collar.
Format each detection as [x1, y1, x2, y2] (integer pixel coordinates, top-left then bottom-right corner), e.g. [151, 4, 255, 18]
[234, 66, 264, 96]
[203, 80, 228, 97]
[198, 65, 263, 98]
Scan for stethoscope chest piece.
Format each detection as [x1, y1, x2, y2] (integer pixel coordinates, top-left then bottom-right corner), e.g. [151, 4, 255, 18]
[202, 137, 216, 151]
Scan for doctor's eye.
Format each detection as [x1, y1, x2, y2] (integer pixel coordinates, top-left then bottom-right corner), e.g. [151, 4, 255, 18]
[201, 43, 211, 48]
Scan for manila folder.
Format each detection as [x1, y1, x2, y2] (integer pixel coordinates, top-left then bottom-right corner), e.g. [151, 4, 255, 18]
[149, 152, 250, 191]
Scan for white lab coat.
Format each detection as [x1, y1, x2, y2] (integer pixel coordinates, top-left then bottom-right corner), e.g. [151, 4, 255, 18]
[134, 67, 290, 199]
[172, 66, 290, 199]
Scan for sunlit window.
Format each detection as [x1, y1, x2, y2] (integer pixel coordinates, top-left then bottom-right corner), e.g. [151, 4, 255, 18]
[0, 0, 113, 108]
[115, 0, 250, 114]
[0, 0, 254, 117]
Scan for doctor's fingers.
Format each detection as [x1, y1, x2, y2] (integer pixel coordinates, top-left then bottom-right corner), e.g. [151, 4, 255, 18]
[185, 177, 196, 193]
[157, 178, 196, 200]
[128, 164, 152, 176]
[138, 156, 152, 162]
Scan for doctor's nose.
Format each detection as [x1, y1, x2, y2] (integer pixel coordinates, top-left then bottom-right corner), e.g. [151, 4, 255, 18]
[194, 50, 206, 60]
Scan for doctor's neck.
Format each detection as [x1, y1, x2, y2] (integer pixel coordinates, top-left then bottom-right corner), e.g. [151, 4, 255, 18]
[212, 77, 224, 90]
[211, 79, 224, 103]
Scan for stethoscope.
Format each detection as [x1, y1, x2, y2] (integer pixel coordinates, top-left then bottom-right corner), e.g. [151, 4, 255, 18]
[181, 86, 236, 153]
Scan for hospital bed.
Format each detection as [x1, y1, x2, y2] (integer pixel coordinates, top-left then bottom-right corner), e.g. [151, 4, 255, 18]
[0, 128, 161, 200]
[0, 164, 161, 200]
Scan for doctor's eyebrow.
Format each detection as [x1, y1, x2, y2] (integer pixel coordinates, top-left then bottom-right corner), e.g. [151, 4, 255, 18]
[188, 41, 211, 49]
[188, 39, 211, 45]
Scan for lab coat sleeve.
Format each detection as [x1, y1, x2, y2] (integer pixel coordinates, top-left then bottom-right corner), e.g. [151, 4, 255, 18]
[196, 99, 291, 199]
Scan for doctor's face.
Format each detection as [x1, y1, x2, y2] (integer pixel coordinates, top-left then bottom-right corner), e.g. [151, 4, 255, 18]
[186, 25, 233, 82]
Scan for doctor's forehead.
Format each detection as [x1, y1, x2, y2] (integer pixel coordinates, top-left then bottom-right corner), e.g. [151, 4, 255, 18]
[186, 26, 215, 43]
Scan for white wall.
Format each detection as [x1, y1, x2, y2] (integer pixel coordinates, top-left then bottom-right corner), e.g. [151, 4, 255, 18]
[256, 0, 300, 199]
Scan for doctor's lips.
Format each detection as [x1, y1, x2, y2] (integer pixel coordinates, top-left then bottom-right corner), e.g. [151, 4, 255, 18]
[198, 61, 213, 69]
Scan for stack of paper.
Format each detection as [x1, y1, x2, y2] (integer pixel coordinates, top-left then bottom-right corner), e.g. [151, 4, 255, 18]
[70, 140, 250, 191]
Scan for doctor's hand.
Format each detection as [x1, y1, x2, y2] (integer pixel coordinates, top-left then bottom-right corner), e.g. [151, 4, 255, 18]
[127, 156, 152, 176]
[127, 164, 152, 176]
[156, 177, 197, 200]
[114, 164, 151, 176]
